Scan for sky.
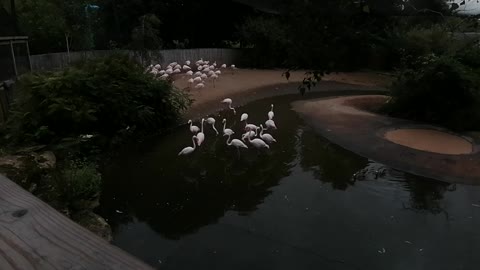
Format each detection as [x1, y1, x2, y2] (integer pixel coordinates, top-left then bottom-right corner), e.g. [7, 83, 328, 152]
[450, 0, 480, 15]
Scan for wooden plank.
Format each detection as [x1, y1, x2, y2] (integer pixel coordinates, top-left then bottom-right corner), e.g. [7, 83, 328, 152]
[0, 175, 154, 270]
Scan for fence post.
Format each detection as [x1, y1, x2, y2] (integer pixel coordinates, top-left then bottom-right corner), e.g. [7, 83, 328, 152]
[10, 40, 18, 76]
[26, 40, 32, 71]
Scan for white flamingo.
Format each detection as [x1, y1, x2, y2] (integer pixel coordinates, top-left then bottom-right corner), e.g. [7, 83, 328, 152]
[186, 71, 194, 76]
[155, 64, 161, 69]
[186, 60, 191, 65]
[173, 68, 181, 74]
[268, 104, 274, 120]
[174, 64, 182, 70]
[225, 133, 248, 154]
[244, 133, 269, 149]
[259, 124, 276, 144]
[166, 69, 173, 75]
[197, 119, 205, 146]
[208, 70, 215, 76]
[265, 119, 277, 130]
[198, 66, 203, 71]
[160, 74, 169, 79]
[169, 62, 178, 67]
[193, 77, 202, 83]
[201, 74, 208, 79]
[240, 113, 258, 131]
[188, 78, 194, 86]
[210, 73, 218, 87]
[178, 135, 197, 156]
[188, 120, 200, 134]
[195, 83, 205, 89]
[221, 64, 227, 68]
[215, 70, 221, 75]
[222, 119, 234, 136]
[206, 117, 219, 135]
[203, 68, 210, 73]
[221, 98, 236, 115]
[159, 70, 166, 75]
[183, 65, 191, 71]
[242, 130, 257, 141]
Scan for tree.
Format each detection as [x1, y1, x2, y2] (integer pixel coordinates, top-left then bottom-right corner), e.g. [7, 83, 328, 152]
[130, 14, 162, 65]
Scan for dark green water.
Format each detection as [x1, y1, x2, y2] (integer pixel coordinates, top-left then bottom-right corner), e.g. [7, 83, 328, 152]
[99, 94, 480, 270]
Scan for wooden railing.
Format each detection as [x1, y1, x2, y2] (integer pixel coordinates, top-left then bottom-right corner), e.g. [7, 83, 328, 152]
[0, 175, 153, 270]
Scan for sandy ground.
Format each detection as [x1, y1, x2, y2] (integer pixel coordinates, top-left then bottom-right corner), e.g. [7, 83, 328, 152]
[385, 129, 473, 155]
[296, 95, 474, 155]
[292, 95, 480, 184]
[173, 69, 391, 109]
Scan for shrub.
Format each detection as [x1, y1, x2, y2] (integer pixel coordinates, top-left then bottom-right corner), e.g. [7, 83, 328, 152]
[58, 160, 102, 202]
[383, 54, 480, 131]
[5, 54, 191, 144]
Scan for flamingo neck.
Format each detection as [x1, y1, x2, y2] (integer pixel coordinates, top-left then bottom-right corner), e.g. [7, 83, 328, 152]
[226, 135, 232, 145]
[201, 120, 204, 132]
[192, 136, 197, 149]
[223, 121, 226, 132]
[260, 126, 264, 136]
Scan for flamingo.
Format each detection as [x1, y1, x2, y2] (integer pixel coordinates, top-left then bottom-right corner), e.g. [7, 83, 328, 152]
[221, 98, 236, 115]
[194, 71, 202, 77]
[268, 104, 274, 120]
[188, 120, 200, 133]
[201, 74, 208, 79]
[240, 113, 257, 131]
[174, 64, 182, 70]
[242, 130, 257, 141]
[186, 71, 194, 76]
[169, 62, 178, 67]
[197, 119, 205, 146]
[173, 68, 181, 74]
[178, 135, 197, 156]
[208, 70, 215, 76]
[198, 66, 203, 71]
[215, 70, 221, 75]
[159, 70, 166, 75]
[203, 68, 210, 73]
[221, 64, 227, 68]
[231, 64, 236, 69]
[210, 74, 218, 87]
[186, 60, 191, 66]
[160, 74, 169, 79]
[166, 69, 173, 75]
[244, 133, 269, 149]
[222, 119, 234, 136]
[188, 78, 194, 86]
[154, 64, 161, 69]
[259, 124, 276, 144]
[183, 65, 191, 71]
[193, 77, 202, 83]
[225, 133, 248, 155]
[265, 119, 277, 130]
[195, 83, 205, 89]
[206, 117, 219, 135]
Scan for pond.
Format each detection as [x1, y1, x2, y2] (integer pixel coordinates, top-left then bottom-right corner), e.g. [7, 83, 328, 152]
[99, 93, 480, 270]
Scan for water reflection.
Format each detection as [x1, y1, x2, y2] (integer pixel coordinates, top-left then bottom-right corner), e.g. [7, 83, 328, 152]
[100, 96, 301, 239]
[98, 93, 480, 269]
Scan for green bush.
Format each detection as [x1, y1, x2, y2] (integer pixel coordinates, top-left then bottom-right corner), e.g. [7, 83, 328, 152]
[383, 54, 480, 131]
[5, 54, 191, 144]
[58, 160, 102, 202]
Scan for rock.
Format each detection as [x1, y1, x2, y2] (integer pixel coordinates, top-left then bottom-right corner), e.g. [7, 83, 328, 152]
[0, 155, 26, 169]
[31, 151, 56, 169]
[15, 145, 47, 154]
[70, 195, 100, 211]
[72, 211, 112, 242]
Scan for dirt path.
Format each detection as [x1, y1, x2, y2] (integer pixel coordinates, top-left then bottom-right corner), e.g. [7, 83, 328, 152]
[292, 95, 480, 185]
[173, 69, 390, 119]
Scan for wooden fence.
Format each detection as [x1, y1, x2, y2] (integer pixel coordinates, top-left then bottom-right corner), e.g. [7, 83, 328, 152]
[30, 48, 246, 72]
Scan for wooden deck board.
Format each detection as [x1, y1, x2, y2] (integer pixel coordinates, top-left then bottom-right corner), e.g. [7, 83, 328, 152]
[0, 175, 154, 270]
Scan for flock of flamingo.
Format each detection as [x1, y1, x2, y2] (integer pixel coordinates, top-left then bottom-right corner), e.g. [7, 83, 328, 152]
[179, 98, 278, 156]
[146, 58, 237, 89]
